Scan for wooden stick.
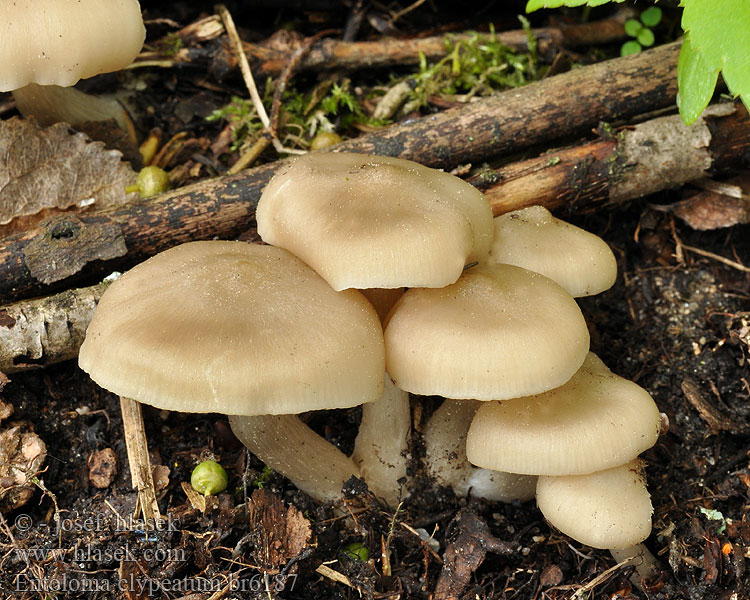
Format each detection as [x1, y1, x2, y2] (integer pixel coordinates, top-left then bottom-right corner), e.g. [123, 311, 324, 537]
[0, 42, 683, 304]
[473, 104, 750, 216]
[120, 396, 161, 523]
[0, 279, 113, 373]
[134, 14, 631, 78]
[237, 16, 630, 77]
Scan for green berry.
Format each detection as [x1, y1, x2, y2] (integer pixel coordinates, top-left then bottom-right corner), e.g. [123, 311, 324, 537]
[310, 131, 343, 151]
[342, 541, 369, 561]
[130, 166, 171, 198]
[191, 460, 228, 496]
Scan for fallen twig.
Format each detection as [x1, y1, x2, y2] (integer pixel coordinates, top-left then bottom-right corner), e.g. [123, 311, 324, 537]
[0, 42, 682, 304]
[133, 14, 632, 78]
[237, 16, 631, 77]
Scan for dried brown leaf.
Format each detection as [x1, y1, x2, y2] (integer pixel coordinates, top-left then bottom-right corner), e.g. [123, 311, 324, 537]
[0, 118, 136, 226]
[669, 174, 750, 230]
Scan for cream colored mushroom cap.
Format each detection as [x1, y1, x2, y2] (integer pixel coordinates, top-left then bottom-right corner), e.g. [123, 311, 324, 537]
[1, 0, 145, 91]
[536, 460, 653, 549]
[466, 353, 661, 475]
[487, 206, 617, 297]
[256, 152, 494, 290]
[79, 241, 385, 415]
[383, 263, 589, 400]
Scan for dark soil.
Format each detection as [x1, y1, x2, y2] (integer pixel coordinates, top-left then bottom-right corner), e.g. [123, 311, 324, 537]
[1, 2, 749, 600]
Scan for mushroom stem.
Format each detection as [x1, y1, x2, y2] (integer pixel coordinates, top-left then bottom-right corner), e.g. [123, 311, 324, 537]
[228, 413, 361, 504]
[12, 83, 136, 143]
[119, 396, 161, 523]
[424, 399, 536, 502]
[351, 376, 411, 507]
[609, 544, 660, 589]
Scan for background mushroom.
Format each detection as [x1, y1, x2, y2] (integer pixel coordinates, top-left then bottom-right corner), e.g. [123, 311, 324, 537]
[256, 152, 494, 290]
[484, 205, 617, 297]
[79, 241, 385, 506]
[3, 0, 145, 137]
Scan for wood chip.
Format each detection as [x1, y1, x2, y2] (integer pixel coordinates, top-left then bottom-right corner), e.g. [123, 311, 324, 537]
[88, 447, 118, 488]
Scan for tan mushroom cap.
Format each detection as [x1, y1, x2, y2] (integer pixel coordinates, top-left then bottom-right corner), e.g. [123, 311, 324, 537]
[466, 353, 661, 475]
[486, 206, 617, 297]
[1, 0, 145, 91]
[79, 241, 385, 415]
[536, 460, 653, 549]
[383, 263, 589, 400]
[256, 152, 494, 291]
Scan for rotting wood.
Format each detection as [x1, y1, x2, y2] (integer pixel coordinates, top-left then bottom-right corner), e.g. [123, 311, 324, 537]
[0, 279, 113, 373]
[474, 104, 750, 217]
[0, 43, 681, 303]
[1, 106, 747, 373]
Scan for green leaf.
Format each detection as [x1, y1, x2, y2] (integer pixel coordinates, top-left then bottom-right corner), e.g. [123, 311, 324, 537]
[641, 6, 662, 27]
[620, 40, 642, 56]
[637, 28, 655, 47]
[681, 0, 750, 114]
[526, 0, 622, 12]
[624, 19, 643, 37]
[677, 35, 720, 124]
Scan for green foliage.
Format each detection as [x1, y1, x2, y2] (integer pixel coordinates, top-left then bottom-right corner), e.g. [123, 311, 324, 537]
[252, 465, 273, 489]
[526, 0, 750, 125]
[526, 0, 622, 10]
[680, 0, 750, 122]
[205, 96, 262, 152]
[408, 24, 542, 108]
[620, 8, 661, 56]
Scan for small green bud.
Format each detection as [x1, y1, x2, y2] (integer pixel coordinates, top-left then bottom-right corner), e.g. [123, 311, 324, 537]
[310, 131, 343, 151]
[126, 166, 171, 198]
[342, 541, 369, 561]
[191, 460, 228, 496]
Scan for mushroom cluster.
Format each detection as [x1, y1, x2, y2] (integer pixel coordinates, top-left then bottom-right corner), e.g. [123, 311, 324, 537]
[79, 152, 661, 567]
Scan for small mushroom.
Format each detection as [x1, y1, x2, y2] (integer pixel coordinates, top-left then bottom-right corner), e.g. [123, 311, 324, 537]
[384, 263, 590, 400]
[79, 241, 385, 505]
[3, 0, 145, 134]
[485, 205, 617, 297]
[256, 152, 494, 291]
[466, 353, 661, 476]
[536, 460, 659, 582]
